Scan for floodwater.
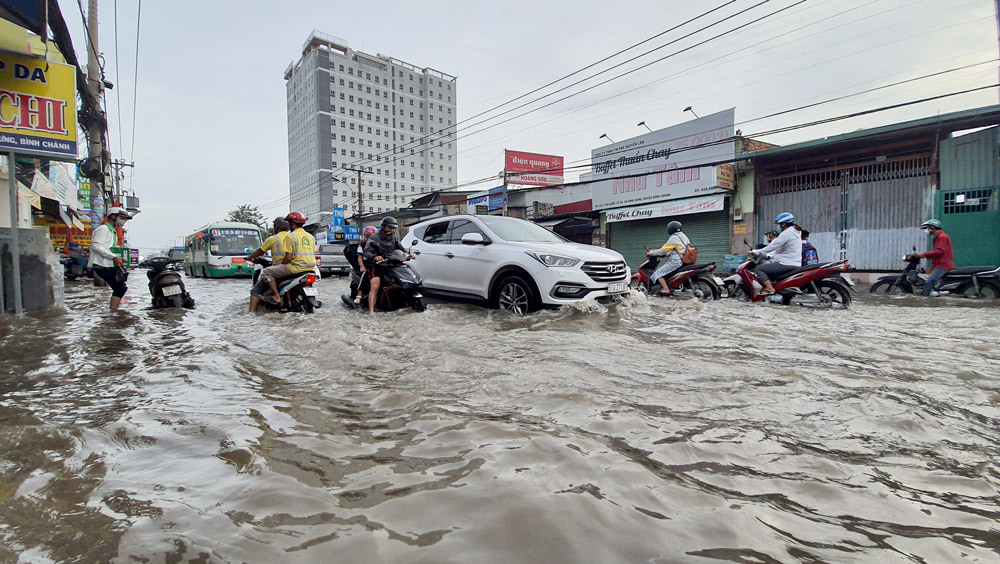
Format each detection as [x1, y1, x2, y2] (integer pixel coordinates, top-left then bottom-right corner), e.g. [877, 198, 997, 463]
[1, 273, 998, 563]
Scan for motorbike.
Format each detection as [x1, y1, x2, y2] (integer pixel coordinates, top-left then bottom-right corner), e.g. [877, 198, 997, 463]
[733, 249, 854, 308]
[249, 257, 322, 313]
[146, 257, 195, 308]
[870, 247, 1000, 299]
[341, 249, 426, 312]
[629, 249, 721, 300]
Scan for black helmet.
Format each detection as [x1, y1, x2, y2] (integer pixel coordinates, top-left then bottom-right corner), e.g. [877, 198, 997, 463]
[273, 217, 289, 231]
[667, 221, 682, 235]
[381, 216, 398, 228]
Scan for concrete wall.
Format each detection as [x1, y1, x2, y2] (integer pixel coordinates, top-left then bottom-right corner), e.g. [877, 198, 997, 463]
[1, 227, 56, 313]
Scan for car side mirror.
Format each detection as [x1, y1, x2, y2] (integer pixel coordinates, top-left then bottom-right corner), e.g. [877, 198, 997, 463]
[461, 232, 485, 245]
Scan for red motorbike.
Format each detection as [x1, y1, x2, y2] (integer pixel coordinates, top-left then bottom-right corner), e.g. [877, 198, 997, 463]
[733, 249, 853, 308]
[630, 253, 721, 300]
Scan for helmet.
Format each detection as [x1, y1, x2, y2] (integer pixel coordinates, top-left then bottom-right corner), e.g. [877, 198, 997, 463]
[285, 211, 307, 224]
[107, 206, 132, 219]
[775, 212, 795, 225]
[272, 217, 289, 231]
[765, 229, 779, 239]
[667, 221, 682, 235]
[381, 216, 398, 228]
[363, 226, 378, 236]
[920, 218, 942, 229]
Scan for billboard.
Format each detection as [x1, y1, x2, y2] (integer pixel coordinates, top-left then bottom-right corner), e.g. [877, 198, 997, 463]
[589, 108, 735, 210]
[505, 150, 564, 186]
[488, 186, 505, 211]
[0, 51, 77, 159]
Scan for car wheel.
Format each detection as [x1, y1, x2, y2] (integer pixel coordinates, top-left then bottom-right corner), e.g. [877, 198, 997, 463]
[494, 275, 534, 316]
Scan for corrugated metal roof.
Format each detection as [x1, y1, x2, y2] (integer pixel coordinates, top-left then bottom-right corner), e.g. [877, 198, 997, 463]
[750, 105, 1000, 160]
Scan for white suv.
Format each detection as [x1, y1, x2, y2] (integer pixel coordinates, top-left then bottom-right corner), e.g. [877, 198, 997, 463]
[405, 215, 631, 315]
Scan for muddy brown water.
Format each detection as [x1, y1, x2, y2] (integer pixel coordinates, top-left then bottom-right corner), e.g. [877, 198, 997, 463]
[1, 275, 998, 563]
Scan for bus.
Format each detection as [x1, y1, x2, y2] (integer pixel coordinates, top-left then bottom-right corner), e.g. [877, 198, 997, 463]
[184, 222, 262, 278]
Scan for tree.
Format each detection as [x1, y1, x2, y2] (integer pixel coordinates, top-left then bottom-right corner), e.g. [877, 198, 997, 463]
[226, 204, 266, 232]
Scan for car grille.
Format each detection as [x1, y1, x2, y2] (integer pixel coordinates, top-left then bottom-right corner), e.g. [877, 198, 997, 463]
[581, 261, 628, 282]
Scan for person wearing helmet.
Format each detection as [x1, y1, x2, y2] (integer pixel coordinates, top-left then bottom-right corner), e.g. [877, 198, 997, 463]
[913, 219, 953, 297]
[753, 212, 803, 296]
[284, 211, 318, 277]
[347, 225, 380, 305]
[645, 220, 689, 296]
[363, 216, 414, 313]
[89, 206, 133, 311]
[245, 217, 294, 312]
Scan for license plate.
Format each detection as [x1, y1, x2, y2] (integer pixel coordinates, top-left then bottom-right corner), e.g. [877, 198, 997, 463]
[162, 284, 182, 296]
[302, 287, 318, 296]
[607, 281, 628, 294]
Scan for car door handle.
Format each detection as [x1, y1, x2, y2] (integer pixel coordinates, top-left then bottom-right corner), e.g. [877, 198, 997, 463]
[444, 252, 454, 258]
[413, 250, 421, 255]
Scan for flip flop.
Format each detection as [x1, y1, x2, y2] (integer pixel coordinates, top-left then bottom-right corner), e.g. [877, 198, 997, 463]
[758, 290, 775, 297]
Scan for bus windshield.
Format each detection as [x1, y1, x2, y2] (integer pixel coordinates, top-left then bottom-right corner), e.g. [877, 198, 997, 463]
[209, 228, 261, 256]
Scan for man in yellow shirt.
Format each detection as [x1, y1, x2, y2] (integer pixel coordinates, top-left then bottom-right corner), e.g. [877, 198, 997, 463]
[284, 211, 317, 276]
[246, 217, 294, 312]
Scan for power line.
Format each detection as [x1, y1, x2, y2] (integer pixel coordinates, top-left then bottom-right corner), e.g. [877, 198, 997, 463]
[129, 0, 142, 169]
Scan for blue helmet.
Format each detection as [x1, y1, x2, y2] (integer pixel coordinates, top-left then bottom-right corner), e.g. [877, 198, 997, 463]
[775, 212, 795, 225]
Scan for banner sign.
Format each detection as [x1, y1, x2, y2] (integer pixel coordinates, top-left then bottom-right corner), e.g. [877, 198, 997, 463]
[344, 225, 360, 239]
[604, 194, 726, 223]
[488, 185, 505, 211]
[0, 51, 77, 159]
[589, 108, 735, 210]
[505, 150, 564, 186]
[333, 207, 345, 226]
[467, 191, 489, 214]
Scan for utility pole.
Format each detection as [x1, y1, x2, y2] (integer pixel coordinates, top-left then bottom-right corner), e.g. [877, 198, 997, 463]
[346, 167, 367, 224]
[87, 0, 107, 216]
[110, 159, 134, 205]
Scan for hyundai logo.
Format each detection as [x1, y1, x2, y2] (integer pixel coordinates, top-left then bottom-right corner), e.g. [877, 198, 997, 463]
[607, 264, 625, 274]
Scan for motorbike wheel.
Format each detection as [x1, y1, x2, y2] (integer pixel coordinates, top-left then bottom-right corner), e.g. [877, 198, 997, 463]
[813, 280, 852, 309]
[629, 278, 648, 294]
[956, 280, 1000, 299]
[690, 277, 721, 300]
[731, 284, 750, 301]
[869, 280, 908, 294]
[494, 275, 534, 316]
[410, 296, 427, 311]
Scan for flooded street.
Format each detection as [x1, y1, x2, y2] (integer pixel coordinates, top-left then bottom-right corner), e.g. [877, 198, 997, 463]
[2, 274, 999, 563]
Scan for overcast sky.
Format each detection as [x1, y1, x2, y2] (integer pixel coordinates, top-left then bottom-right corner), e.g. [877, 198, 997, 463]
[60, 0, 999, 253]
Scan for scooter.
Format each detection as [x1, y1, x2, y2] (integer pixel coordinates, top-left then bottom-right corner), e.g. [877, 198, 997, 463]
[341, 250, 426, 312]
[146, 257, 195, 308]
[734, 250, 854, 308]
[630, 249, 721, 300]
[249, 257, 322, 313]
[870, 247, 1000, 298]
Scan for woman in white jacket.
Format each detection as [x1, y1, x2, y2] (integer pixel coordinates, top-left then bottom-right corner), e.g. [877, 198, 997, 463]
[754, 212, 802, 296]
[646, 221, 689, 296]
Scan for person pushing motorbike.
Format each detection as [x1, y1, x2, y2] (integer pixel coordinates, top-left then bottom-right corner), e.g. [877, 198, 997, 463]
[363, 217, 414, 314]
[752, 212, 803, 296]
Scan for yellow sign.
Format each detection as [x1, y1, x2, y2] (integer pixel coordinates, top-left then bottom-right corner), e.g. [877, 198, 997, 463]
[716, 164, 734, 190]
[733, 223, 748, 234]
[0, 50, 77, 159]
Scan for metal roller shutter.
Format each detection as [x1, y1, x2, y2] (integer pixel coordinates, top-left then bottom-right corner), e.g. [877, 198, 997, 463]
[609, 210, 731, 271]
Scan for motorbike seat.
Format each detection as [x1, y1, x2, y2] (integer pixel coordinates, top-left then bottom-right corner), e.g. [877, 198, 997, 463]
[773, 264, 823, 281]
[947, 266, 998, 275]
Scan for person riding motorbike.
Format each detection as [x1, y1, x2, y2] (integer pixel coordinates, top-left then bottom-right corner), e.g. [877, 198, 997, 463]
[350, 225, 379, 305]
[912, 218, 954, 297]
[363, 217, 415, 314]
[645, 220, 689, 296]
[752, 212, 803, 296]
[246, 217, 293, 313]
[284, 211, 318, 277]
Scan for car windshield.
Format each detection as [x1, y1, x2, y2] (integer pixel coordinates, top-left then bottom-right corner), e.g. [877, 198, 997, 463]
[209, 228, 261, 256]
[479, 216, 567, 243]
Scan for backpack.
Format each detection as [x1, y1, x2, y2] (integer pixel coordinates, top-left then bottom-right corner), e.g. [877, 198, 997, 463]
[681, 243, 698, 265]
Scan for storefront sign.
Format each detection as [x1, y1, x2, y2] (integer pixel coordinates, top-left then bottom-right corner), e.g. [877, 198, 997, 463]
[0, 51, 77, 159]
[716, 164, 734, 190]
[505, 150, 564, 186]
[467, 192, 489, 214]
[733, 223, 748, 234]
[488, 185, 505, 211]
[589, 109, 735, 210]
[605, 194, 726, 223]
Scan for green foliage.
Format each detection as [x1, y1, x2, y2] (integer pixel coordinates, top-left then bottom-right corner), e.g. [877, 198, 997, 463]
[226, 204, 266, 232]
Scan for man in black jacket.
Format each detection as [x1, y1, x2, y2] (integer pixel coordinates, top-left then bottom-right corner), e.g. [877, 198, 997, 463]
[362, 217, 414, 313]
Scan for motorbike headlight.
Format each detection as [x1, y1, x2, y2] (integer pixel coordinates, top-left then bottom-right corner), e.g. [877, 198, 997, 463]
[526, 251, 580, 268]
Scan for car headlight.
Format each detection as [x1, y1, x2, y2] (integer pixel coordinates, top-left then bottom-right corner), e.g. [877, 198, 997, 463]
[526, 251, 580, 267]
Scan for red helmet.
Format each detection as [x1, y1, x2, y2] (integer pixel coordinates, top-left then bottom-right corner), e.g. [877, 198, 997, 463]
[285, 211, 307, 224]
